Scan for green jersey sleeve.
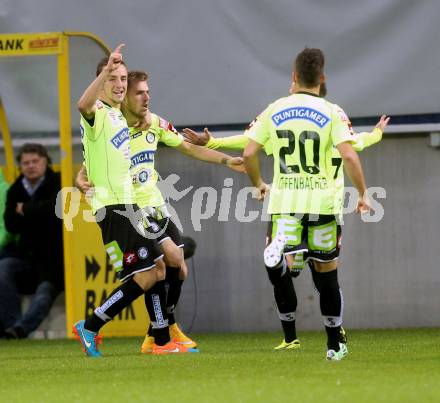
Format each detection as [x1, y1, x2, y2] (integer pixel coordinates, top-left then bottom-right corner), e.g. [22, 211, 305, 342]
[157, 116, 184, 147]
[207, 134, 249, 150]
[80, 100, 108, 141]
[206, 132, 273, 155]
[330, 104, 354, 146]
[245, 106, 271, 146]
[206, 111, 273, 155]
[352, 128, 382, 151]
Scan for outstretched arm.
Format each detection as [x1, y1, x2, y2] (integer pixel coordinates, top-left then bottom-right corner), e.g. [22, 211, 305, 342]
[182, 127, 211, 146]
[207, 134, 249, 150]
[183, 128, 249, 150]
[175, 141, 245, 173]
[353, 115, 390, 152]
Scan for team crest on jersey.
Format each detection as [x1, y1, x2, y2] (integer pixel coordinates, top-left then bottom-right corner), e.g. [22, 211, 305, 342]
[137, 247, 149, 259]
[146, 132, 156, 143]
[137, 169, 151, 184]
[271, 107, 330, 128]
[111, 127, 130, 149]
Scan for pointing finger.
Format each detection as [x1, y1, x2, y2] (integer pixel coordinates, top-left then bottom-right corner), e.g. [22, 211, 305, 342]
[113, 43, 125, 54]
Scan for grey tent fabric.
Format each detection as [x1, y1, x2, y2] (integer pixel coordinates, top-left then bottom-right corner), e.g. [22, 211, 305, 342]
[0, 0, 438, 133]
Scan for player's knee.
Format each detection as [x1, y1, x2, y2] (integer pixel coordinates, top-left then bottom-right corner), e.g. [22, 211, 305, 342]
[265, 264, 286, 286]
[309, 262, 321, 293]
[156, 265, 166, 281]
[178, 261, 188, 280]
[317, 269, 339, 291]
[164, 250, 184, 268]
[133, 269, 158, 291]
[314, 259, 338, 273]
[161, 240, 184, 268]
[155, 258, 166, 280]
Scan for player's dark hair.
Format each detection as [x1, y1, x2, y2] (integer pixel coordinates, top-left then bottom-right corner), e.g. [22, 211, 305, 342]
[127, 71, 149, 89]
[16, 143, 52, 165]
[96, 57, 127, 76]
[294, 48, 325, 88]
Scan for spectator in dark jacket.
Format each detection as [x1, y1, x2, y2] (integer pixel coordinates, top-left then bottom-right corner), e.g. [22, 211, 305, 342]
[0, 143, 64, 339]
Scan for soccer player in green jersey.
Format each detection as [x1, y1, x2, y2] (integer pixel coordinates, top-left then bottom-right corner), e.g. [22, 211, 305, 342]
[123, 70, 244, 353]
[73, 45, 195, 356]
[184, 104, 389, 275]
[243, 48, 371, 361]
[184, 86, 389, 352]
[77, 69, 244, 354]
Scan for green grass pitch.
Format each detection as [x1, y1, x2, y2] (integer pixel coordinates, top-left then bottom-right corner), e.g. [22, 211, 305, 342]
[0, 328, 439, 403]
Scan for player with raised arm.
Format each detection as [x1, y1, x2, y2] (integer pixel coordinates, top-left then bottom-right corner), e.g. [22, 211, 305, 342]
[73, 45, 193, 357]
[184, 87, 389, 351]
[76, 69, 244, 354]
[243, 48, 372, 361]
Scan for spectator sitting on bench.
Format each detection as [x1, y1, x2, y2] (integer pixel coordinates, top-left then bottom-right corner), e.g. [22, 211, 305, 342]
[0, 144, 64, 339]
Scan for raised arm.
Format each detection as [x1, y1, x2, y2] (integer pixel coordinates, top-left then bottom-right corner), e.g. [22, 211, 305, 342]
[353, 115, 390, 152]
[183, 128, 249, 150]
[77, 43, 125, 119]
[207, 134, 249, 150]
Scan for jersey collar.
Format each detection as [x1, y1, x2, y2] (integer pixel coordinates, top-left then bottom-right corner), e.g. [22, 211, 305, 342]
[99, 99, 113, 108]
[295, 91, 320, 98]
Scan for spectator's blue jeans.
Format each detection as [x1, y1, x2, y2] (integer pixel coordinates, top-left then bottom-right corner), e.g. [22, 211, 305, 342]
[0, 257, 60, 336]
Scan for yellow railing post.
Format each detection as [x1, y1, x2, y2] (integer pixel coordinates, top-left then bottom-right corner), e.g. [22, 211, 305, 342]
[57, 33, 75, 333]
[0, 96, 15, 182]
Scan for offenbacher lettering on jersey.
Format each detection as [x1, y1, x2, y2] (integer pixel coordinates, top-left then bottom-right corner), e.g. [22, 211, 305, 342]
[277, 176, 328, 190]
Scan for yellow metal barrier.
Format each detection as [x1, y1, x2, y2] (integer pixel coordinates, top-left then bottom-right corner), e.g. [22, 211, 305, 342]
[0, 96, 15, 182]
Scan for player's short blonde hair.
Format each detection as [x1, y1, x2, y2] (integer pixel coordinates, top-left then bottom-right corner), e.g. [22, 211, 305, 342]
[127, 71, 149, 89]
